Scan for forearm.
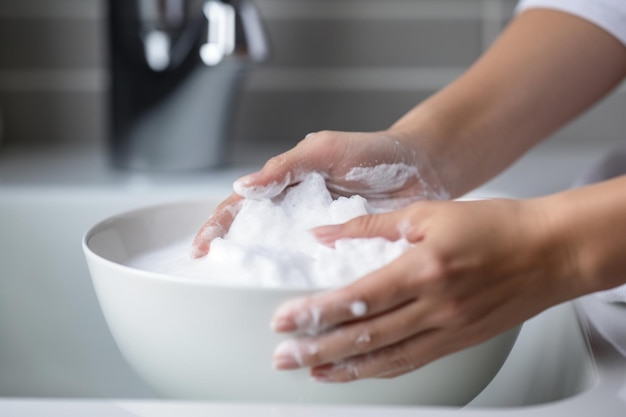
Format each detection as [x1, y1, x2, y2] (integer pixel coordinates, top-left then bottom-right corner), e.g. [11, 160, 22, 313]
[390, 9, 626, 198]
[539, 175, 626, 297]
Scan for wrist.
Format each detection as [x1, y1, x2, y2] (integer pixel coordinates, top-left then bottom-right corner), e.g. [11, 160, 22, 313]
[387, 104, 467, 199]
[532, 180, 626, 298]
[522, 196, 590, 301]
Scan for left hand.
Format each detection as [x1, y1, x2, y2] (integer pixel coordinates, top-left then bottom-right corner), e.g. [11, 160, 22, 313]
[271, 198, 581, 382]
[191, 129, 447, 258]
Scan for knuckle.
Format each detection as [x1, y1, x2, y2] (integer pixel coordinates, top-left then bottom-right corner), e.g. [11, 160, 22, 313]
[338, 285, 369, 311]
[351, 214, 373, 229]
[302, 343, 323, 366]
[348, 214, 383, 235]
[297, 130, 335, 150]
[386, 348, 414, 374]
[435, 299, 465, 324]
[339, 362, 361, 382]
[310, 130, 334, 142]
[408, 200, 434, 218]
[419, 250, 450, 285]
[435, 298, 482, 329]
[353, 329, 375, 353]
[264, 154, 288, 170]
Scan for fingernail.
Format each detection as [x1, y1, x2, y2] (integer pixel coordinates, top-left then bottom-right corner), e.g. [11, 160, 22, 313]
[272, 301, 298, 333]
[271, 315, 296, 333]
[273, 354, 300, 370]
[190, 245, 207, 259]
[313, 361, 360, 382]
[233, 173, 258, 193]
[234, 173, 292, 199]
[273, 299, 325, 335]
[273, 340, 302, 370]
[311, 224, 343, 246]
[311, 367, 334, 383]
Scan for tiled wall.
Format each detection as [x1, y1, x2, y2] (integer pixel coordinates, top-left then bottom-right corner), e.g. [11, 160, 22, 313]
[0, 0, 624, 166]
[0, 1, 106, 151]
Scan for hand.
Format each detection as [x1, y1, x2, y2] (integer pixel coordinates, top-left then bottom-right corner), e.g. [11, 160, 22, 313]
[270, 198, 580, 382]
[192, 129, 447, 257]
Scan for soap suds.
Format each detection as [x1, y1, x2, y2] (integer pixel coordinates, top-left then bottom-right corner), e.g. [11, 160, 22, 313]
[355, 332, 372, 348]
[344, 163, 421, 194]
[274, 339, 304, 367]
[295, 305, 327, 335]
[233, 172, 292, 199]
[350, 301, 368, 317]
[127, 172, 410, 289]
[340, 163, 449, 210]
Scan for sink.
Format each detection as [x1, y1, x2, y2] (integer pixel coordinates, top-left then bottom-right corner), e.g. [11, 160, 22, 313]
[0, 147, 618, 412]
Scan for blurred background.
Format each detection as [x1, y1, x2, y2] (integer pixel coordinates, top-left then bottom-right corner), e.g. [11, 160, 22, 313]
[1, 0, 625, 169]
[0, 0, 625, 401]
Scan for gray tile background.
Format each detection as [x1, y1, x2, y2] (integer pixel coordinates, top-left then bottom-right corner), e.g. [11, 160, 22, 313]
[0, 0, 624, 166]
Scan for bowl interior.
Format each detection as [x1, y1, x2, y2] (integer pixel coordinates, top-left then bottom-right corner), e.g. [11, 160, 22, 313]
[86, 199, 212, 269]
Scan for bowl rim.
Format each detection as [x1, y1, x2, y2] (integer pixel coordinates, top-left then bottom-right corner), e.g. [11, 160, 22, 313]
[82, 195, 513, 292]
[82, 198, 332, 293]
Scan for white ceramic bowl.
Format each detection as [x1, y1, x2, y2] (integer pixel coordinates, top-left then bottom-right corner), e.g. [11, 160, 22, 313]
[83, 199, 520, 406]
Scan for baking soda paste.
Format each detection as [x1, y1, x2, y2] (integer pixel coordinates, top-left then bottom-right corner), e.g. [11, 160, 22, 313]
[127, 172, 410, 289]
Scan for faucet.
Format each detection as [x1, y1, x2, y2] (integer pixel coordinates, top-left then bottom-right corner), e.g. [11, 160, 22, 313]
[107, 0, 268, 171]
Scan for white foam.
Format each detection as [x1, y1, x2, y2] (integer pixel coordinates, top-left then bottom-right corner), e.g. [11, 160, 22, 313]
[345, 163, 421, 194]
[127, 172, 410, 289]
[350, 301, 368, 317]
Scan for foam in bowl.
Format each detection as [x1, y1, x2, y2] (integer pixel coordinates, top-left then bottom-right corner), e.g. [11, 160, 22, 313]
[127, 172, 410, 288]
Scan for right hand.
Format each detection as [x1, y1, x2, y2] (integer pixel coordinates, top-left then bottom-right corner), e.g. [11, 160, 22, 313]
[191, 129, 447, 257]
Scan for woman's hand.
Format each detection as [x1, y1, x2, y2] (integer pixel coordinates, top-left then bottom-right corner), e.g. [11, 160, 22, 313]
[192, 129, 447, 257]
[270, 198, 582, 382]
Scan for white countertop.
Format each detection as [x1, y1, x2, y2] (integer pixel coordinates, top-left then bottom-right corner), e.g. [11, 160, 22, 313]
[0, 146, 249, 193]
[0, 142, 610, 197]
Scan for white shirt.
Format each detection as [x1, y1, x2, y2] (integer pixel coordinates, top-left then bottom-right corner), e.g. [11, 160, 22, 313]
[516, 0, 626, 47]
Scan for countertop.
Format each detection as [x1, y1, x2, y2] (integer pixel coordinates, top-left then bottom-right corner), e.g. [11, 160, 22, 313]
[0, 142, 611, 197]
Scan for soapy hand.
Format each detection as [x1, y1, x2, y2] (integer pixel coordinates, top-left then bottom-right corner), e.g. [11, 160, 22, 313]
[270, 198, 581, 382]
[192, 130, 447, 257]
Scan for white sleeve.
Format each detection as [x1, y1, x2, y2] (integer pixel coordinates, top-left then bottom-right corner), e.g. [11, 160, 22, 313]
[516, 0, 626, 47]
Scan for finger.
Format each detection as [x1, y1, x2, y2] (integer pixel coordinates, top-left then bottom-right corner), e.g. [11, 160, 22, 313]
[191, 194, 243, 258]
[312, 207, 424, 246]
[271, 250, 427, 334]
[273, 296, 438, 370]
[233, 132, 335, 199]
[233, 165, 294, 199]
[310, 327, 454, 383]
[310, 312, 510, 383]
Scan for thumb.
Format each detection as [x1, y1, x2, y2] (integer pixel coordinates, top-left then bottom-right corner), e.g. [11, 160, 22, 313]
[191, 194, 244, 258]
[232, 147, 306, 200]
[233, 167, 293, 199]
[233, 133, 334, 199]
[312, 210, 411, 245]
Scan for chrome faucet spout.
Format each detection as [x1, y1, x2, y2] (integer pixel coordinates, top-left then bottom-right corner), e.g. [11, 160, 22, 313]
[107, 0, 269, 171]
